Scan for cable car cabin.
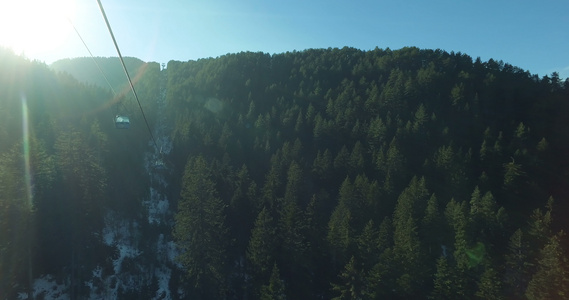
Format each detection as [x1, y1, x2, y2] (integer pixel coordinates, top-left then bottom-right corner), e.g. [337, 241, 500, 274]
[153, 159, 167, 171]
[115, 115, 130, 129]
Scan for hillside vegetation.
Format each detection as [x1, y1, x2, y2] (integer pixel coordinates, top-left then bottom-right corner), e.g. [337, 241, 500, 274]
[50, 56, 147, 92]
[1, 46, 569, 299]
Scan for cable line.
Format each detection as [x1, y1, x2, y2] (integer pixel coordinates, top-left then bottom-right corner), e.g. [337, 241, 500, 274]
[95, 0, 160, 152]
[67, 18, 117, 97]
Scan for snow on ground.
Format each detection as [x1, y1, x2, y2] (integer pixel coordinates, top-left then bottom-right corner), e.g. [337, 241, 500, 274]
[17, 275, 70, 300]
[145, 187, 170, 225]
[102, 211, 140, 248]
[156, 234, 181, 267]
[113, 244, 142, 274]
[154, 267, 172, 300]
[89, 211, 145, 298]
[167, 241, 180, 267]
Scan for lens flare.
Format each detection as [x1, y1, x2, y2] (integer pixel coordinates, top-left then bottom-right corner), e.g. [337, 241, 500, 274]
[466, 242, 485, 268]
[21, 95, 33, 208]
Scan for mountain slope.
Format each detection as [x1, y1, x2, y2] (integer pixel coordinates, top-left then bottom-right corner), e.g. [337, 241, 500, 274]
[2, 46, 569, 299]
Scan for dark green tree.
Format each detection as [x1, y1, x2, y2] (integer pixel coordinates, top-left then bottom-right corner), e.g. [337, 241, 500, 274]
[356, 220, 379, 271]
[328, 178, 354, 269]
[504, 228, 530, 299]
[348, 141, 365, 174]
[430, 257, 455, 300]
[391, 177, 430, 296]
[331, 256, 365, 300]
[0, 139, 54, 297]
[444, 199, 471, 296]
[260, 263, 287, 300]
[334, 145, 350, 172]
[247, 207, 277, 280]
[475, 267, 503, 299]
[525, 231, 569, 299]
[278, 163, 310, 296]
[174, 156, 229, 299]
[312, 149, 333, 179]
[422, 194, 445, 260]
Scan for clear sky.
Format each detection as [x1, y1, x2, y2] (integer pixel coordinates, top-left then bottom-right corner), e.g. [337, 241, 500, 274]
[1, 0, 568, 78]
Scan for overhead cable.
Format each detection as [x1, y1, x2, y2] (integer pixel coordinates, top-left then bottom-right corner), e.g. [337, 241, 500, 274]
[95, 0, 160, 152]
[67, 17, 117, 97]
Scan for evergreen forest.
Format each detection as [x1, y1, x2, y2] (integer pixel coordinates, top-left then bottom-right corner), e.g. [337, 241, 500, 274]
[1, 46, 569, 299]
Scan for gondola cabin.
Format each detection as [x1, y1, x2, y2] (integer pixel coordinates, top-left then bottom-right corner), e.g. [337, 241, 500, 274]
[115, 115, 130, 129]
[153, 158, 167, 171]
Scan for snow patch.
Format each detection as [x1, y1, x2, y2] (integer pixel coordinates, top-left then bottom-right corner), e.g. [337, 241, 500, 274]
[155, 234, 181, 267]
[153, 267, 172, 300]
[17, 275, 70, 300]
[145, 187, 170, 225]
[167, 241, 180, 266]
[114, 244, 142, 273]
[102, 211, 139, 247]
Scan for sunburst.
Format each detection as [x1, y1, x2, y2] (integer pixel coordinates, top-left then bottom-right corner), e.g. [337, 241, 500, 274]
[0, 0, 76, 58]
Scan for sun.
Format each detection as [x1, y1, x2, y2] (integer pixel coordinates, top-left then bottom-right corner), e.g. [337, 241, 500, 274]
[0, 0, 76, 58]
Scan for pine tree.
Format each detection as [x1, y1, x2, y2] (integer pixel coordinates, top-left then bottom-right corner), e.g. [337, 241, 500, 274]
[469, 186, 482, 217]
[294, 109, 304, 132]
[278, 191, 309, 296]
[263, 155, 283, 210]
[228, 165, 255, 253]
[174, 155, 229, 299]
[328, 177, 356, 268]
[348, 141, 365, 174]
[413, 103, 428, 132]
[445, 199, 471, 296]
[331, 256, 365, 300]
[356, 220, 379, 271]
[479, 140, 488, 162]
[334, 145, 350, 171]
[527, 197, 554, 255]
[312, 149, 332, 178]
[503, 158, 524, 189]
[283, 161, 302, 204]
[422, 194, 444, 260]
[0, 139, 54, 296]
[492, 131, 504, 161]
[260, 263, 287, 300]
[247, 207, 277, 279]
[367, 117, 387, 151]
[392, 215, 422, 296]
[365, 250, 394, 300]
[430, 257, 455, 300]
[377, 217, 392, 253]
[385, 136, 405, 183]
[351, 174, 372, 230]
[475, 267, 503, 299]
[536, 137, 549, 152]
[391, 177, 429, 296]
[504, 228, 530, 298]
[526, 231, 569, 299]
[328, 200, 351, 269]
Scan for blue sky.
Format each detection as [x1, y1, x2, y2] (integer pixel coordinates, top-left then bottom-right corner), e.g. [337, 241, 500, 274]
[6, 0, 569, 78]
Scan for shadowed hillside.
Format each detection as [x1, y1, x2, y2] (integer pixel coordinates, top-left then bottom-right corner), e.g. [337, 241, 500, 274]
[50, 56, 148, 93]
[2, 46, 569, 299]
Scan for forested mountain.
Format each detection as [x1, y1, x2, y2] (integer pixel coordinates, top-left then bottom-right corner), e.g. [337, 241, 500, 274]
[50, 57, 147, 93]
[1, 46, 569, 299]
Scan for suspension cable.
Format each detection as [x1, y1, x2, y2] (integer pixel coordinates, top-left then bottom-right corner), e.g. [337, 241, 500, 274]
[95, 0, 160, 152]
[67, 18, 118, 97]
